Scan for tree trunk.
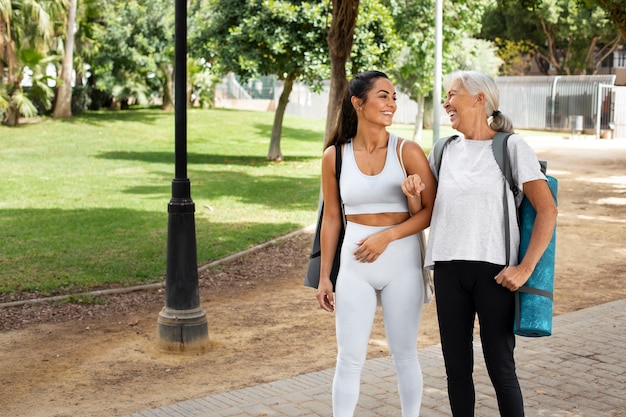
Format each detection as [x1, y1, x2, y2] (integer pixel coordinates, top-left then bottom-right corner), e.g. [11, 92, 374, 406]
[3, 102, 20, 127]
[324, 0, 360, 146]
[160, 62, 174, 111]
[267, 73, 296, 161]
[0, 19, 6, 77]
[412, 95, 425, 142]
[2, 11, 21, 126]
[53, 0, 77, 119]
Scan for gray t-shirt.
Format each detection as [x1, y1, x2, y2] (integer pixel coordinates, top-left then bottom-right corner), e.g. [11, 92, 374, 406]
[425, 134, 546, 269]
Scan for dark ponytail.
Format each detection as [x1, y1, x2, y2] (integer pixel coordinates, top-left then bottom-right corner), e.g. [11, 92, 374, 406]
[325, 70, 389, 149]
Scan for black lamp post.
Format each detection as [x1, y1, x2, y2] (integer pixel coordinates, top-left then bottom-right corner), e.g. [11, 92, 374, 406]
[157, 0, 209, 351]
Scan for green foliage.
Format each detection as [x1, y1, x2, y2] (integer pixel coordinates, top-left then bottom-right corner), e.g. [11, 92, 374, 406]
[494, 39, 538, 75]
[8, 90, 38, 117]
[89, 0, 175, 105]
[0, 0, 64, 125]
[387, 0, 493, 100]
[195, 0, 397, 86]
[483, 0, 622, 75]
[349, 0, 400, 76]
[588, 0, 626, 40]
[194, 0, 330, 86]
[500, 0, 626, 40]
[0, 109, 326, 295]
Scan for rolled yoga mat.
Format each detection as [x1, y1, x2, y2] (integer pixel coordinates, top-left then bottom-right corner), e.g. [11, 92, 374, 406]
[515, 175, 558, 337]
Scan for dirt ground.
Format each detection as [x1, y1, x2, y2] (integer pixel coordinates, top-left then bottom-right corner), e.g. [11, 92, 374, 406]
[1, 135, 625, 417]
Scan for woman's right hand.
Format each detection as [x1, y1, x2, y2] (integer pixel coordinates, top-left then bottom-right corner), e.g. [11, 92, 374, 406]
[316, 278, 335, 312]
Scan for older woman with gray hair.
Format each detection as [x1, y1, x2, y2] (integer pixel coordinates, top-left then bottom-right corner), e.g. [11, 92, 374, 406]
[404, 70, 557, 417]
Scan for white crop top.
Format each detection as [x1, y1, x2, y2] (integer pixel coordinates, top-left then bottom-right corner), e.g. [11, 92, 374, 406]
[340, 132, 409, 215]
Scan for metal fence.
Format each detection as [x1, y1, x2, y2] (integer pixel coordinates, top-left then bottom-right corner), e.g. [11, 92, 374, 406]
[599, 85, 626, 139]
[497, 75, 617, 133]
[216, 74, 625, 138]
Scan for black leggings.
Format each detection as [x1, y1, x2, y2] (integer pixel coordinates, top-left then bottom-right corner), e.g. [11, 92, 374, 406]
[434, 261, 524, 417]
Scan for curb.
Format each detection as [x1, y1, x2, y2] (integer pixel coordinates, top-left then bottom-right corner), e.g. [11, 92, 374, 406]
[0, 224, 315, 309]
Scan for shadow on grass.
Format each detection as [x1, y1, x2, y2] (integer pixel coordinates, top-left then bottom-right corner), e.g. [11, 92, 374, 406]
[66, 108, 167, 126]
[67, 110, 326, 146]
[95, 150, 319, 165]
[252, 122, 325, 143]
[122, 168, 320, 211]
[0, 208, 303, 295]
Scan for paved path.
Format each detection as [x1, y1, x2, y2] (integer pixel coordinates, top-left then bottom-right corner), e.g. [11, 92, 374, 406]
[123, 299, 625, 417]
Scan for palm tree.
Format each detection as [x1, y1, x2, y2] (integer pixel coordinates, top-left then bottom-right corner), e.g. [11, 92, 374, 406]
[1, 0, 65, 126]
[52, 0, 77, 119]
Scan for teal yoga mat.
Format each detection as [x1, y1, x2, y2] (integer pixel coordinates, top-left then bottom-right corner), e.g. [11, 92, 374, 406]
[515, 176, 558, 337]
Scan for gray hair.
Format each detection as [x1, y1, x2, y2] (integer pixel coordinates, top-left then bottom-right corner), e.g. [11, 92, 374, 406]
[444, 70, 514, 133]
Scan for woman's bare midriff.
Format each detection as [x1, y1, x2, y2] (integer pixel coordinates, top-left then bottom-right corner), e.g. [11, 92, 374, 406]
[345, 212, 410, 227]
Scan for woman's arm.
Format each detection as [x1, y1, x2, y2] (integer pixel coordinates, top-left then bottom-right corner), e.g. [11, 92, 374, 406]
[400, 139, 426, 216]
[495, 179, 558, 291]
[316, 145, 342, 312]
[394, 140, 437, 237]
[354, 140, 437, 262]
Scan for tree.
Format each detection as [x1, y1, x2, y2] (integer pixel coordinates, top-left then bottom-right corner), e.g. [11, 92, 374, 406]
[386, 0, 492, 141]
[196, 0, 331, 161]
[484, 0, 623, 75]
[515, 0, 625, 41]
[348, 0, 398, 76]
[0, 0, 64, 126]
[324, 0, 399, 142]
[591, 0, 626, 41]
[536, 0, 621, 74]
[324, 0, 359, 144]
[89, 0, 174, 110]
[52, 0, 77, 119]
[195, 0, 396, 158]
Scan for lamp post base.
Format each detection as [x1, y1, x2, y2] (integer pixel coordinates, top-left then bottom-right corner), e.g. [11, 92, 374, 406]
[157, 306, 209, 352]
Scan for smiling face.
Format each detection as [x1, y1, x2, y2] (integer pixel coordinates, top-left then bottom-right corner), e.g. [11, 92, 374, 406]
[443, 80, 479, 133]
[354, 77, 397, 127]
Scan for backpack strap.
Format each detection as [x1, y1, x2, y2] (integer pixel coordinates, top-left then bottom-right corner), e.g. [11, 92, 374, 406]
[336, 143, 346, 228]
[492, 132, 515, 266]
[492, 132, 518, 198]
[335, 143, 342, 184]
[431, 135, 459, 181]
[398, 138, 407, 176]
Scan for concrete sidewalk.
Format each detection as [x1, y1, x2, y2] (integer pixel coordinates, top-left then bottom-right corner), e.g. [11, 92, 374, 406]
[123, 299, 625, 417]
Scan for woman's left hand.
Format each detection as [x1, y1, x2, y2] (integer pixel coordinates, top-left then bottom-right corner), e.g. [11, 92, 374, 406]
[495, 265, 532, 291]
[402, 174, 425, 199]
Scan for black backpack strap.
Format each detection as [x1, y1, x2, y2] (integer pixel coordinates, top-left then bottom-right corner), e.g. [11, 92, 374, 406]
[335, 143, 346, 228]
[335, 143, 342, 184]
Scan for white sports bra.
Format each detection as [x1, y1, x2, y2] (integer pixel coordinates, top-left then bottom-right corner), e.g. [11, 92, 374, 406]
[340, 132, 409, 215]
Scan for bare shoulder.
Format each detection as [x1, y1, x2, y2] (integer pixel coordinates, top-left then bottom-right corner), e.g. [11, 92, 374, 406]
[398, 138, 427, 157]
[322, 144, 337, 159]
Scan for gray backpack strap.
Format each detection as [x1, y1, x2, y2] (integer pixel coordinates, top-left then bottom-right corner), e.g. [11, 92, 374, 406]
[431, 135, 459, 181]
[492, 132, 517, 197]
[491, 132, 515, 266]
[493, 132, 549, 193]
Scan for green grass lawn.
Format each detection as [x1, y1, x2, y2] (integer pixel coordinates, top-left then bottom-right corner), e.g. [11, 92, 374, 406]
[0, 108, 332, 295]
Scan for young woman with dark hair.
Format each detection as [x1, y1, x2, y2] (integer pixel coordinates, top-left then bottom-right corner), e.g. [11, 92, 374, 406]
[316, 70, 435, 417]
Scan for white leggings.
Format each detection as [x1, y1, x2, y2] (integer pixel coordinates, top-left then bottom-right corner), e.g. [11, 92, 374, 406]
[332, 222, 424, 417]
